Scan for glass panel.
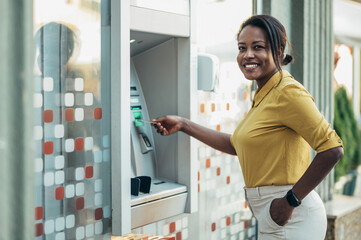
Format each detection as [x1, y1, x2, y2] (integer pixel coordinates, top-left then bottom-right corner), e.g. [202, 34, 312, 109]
[33, 0, 111, 239]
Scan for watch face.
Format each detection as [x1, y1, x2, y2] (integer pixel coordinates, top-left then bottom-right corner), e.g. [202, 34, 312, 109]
[286, 190, 300, 207]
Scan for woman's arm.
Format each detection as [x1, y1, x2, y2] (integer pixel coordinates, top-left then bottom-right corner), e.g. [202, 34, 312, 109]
[270, 146, 344, 226]
[153, 115, 237, 155]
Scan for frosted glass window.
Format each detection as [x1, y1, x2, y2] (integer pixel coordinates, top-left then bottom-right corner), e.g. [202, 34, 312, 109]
[75, 108, 84, 121]
[94, 193, 103, 206]
[84, 93, 93, 106]
[74, 78, 84, 91]
[65, 93, 74, 107]
[55, 232, 65, 240]
[54, 124, 64, 138]
[94, 179, 102, 192]
[95, 222, 103, 235]
[43, 77, 54, 91]
[93, 150, 102, 163]
[34, 93, 43, 108]
[103, 135, 110, 148]
[34, 126, 43, 140]
[103, 149, 110, 162]
[103, 205, 111, 218]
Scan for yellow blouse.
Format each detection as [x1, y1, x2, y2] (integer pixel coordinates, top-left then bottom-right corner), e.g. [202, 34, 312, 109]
[231, 70, 343, 188]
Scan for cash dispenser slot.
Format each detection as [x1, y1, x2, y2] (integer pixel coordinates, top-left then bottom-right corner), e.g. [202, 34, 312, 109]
[129, 61, 187, 229]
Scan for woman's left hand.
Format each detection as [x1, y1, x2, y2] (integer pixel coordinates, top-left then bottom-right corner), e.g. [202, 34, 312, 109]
[269, 197, 294, 226]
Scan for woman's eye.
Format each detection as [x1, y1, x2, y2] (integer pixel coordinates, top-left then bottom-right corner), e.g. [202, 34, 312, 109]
[238, 46, 245, 51]
[255, 45, 264, 49]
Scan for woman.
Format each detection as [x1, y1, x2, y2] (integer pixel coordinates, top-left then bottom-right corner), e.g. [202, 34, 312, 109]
[153, 15, 343, 240]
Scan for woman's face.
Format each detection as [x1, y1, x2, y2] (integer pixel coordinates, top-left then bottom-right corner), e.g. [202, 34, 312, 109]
[237, 25, 278, 87]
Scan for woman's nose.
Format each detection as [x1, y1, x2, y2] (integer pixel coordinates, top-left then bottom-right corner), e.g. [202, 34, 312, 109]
[244, 49, 255, 59]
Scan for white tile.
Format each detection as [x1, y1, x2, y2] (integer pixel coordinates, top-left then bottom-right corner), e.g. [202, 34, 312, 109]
[66, 214, 75, 228]
[34, 158, 43, 172]
[94, 222, 103, 235]
[86, 224, 94, 237]
[65, 139, 74, 152]
[103, 205, 111, 218]
[54, 155, 64, 169]
[103, 135, 110, 148]
[33, 93, 43, 108]
[75, 167, 84, 181]
[43, 77, 54, 91]
[94, 179, 102, 192]
[103, 149, 110, 162]
[76, 182, 85, 196]
[76, 226, 85, 240]
[75, 78, 84, 91]
[54, 124, 64, 138]
[94, 193, 103, 206]
[84, 93, 93, 106]
[65, 184, 75, 198]
[34, 126, 43, 140]
[44, 172, 54, 186]
[93, 150, 102, 163]
[55, 217, 65, 231]
[55, 171, 65, 185]
[84, 137, 93, 151]
[44, 219, 54, 234]
[55, 232, 65, 240]
[75, 108, 84, 121]
[64, 93, 74, 107]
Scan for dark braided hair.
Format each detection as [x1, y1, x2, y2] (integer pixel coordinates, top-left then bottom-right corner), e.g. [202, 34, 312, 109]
[237, 15, 294, 74]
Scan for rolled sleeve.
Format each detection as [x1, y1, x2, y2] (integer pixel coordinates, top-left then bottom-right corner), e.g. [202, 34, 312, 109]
[277, 84, 343, 153]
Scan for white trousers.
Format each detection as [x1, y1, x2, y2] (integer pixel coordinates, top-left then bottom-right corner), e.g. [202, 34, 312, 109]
[244, 185, 327, 240]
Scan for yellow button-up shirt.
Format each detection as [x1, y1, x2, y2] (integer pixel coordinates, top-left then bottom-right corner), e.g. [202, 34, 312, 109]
[231, 70, 343, 188]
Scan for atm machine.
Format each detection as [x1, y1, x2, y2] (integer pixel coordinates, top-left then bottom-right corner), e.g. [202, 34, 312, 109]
[129, 61, 188, 228]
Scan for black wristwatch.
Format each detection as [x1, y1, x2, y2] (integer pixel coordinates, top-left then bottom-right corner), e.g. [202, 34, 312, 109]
[286, 189, 301, 207]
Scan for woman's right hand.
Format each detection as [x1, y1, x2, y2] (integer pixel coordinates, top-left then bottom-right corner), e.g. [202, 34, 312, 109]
[152, 115, 183, 136]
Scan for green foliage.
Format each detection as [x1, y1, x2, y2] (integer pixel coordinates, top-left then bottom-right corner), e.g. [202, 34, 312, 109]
[333, 87, 361, 181]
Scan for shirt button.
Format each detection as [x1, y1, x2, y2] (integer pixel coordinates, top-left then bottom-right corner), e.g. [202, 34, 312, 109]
[338, 139, 342, 143]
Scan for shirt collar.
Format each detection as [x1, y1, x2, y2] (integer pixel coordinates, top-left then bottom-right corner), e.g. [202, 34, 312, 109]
[252, 70, 291, 108]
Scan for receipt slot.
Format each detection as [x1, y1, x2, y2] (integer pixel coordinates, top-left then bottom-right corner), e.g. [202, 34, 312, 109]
[130, 61, 188, 228]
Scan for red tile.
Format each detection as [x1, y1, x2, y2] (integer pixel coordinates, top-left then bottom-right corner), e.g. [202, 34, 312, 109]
[95, 207, 103, 220]
[76, 197, 84, 210]
[176, 232, 182, 240]
[217, 167, 221, 176]
[205, 158, 211, 168]
[35, 206, 43, 220]
[65, 108, 74, 122]
[169, 222, 176, 233]
[44, 141, 53, 155]
[43, 110, 53, 123]
[94, 107, 102, 120]
[85, 166, 93, 179]
[244, 201, 248, 209]
[75, 138, 84, 151]
[244, 220, 248, 229]
[198, 184, 200, 193]
[35, 223, 43, 237]
[226, 217, 231, 226]
[55, 187, 64, 200]
[211, 222, 216, 232]
[226, 176, 230, 184]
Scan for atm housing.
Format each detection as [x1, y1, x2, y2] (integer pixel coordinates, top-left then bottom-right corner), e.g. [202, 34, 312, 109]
[127, 28, 196, 229]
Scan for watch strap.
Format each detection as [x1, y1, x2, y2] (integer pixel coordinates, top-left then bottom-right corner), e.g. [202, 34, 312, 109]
[286, 189, 301, 207]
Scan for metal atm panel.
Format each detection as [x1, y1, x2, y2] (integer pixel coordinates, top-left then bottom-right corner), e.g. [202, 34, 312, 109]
[130, 61, 187, 228]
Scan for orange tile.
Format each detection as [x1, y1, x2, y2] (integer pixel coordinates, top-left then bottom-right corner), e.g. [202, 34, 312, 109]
[75, 138, 84, 151]
[198, 184, 200, 193]
[169, 222, 176, 234]
[243, 91, 248, 100]
[216, 124, 221, 131]
[35, 206, 43, 220]
[55, 187, 64, 200]
[44, 141, 53, 155]
[200, 104, 205, 113]
[226, 103, 230, 111]
[65, 108, 74, 122]
[244, 201, 248, 209]
[198, 171, 200, 181]
[216, 167, 221, 176]
[94, 107, 102, 120]
[205, 158, 211, 168]
[211, 103, 215, 112]
[43, 109, 53, 123]
[226, 217, 231, 226]
[211, 222, 216, 232]
[85, 166, 93, 179]
[226, 176, 230, 184]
